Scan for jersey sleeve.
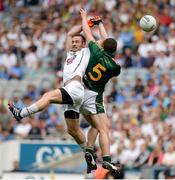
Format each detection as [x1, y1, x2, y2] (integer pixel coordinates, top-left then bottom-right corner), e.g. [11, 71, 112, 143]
[88, 41, 102, 56]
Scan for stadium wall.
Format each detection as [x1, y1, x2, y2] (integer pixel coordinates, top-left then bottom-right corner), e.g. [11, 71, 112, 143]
[0, 140, 85, 176]
[0, 140, 20, 172]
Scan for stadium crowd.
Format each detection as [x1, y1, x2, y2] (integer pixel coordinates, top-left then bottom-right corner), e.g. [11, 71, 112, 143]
[0, 0, 175, 177]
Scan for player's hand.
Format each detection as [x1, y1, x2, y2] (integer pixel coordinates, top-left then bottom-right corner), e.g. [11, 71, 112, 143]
[87, 16, 102, 28]
[91, 16, 102, 25]
[80, 8, 87, 18]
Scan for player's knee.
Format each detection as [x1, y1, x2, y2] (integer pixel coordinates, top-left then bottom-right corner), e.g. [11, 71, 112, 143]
[94, 121, 108, 132]
[42, 90, 60, 103]
[98, 125, 109, 133]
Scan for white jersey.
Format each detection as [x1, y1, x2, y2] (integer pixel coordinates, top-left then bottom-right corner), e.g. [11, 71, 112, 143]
[63, 48, 90, 84]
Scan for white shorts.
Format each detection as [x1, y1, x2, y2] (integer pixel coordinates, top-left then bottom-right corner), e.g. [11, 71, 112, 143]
[62, 80, 84, 113]
[80, 88, 105, 115]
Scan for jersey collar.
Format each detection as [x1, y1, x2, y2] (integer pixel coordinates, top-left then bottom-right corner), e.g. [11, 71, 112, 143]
[103, 50, 115, 58]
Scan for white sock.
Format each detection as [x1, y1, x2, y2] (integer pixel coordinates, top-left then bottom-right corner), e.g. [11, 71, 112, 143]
[79, 142, 86, 153]
[20, 104, 39, 117]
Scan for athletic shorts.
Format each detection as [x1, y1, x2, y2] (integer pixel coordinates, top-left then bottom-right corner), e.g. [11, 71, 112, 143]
[80, 87, 105, 115]
[62, 80, 84, 113]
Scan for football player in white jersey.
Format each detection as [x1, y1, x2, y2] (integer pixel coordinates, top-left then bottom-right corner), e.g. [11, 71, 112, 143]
[8, 25, 90, 146]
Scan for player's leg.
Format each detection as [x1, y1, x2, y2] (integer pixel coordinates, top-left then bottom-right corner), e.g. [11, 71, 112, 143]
[89, 113, 121, 173]
[63, 83, 85, 150]
[88, 113, 110, 158]
[79, 89, 99, 173]
[80, 89, 110, 155]
[83, 115, 98, 150]
[84, 114, 111, 158]
[8, 88, 72, 121]
[65, 111, 86, 149]
[80, 87, 121, 173]
[65, 114, 98, 174]
[83, 115, 98, 173]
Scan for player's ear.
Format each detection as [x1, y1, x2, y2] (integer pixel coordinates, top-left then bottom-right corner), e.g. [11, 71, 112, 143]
[82, 41, 86, 47]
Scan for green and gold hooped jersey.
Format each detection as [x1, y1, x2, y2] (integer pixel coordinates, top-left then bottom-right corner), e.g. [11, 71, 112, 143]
[83, 41, 121, 93]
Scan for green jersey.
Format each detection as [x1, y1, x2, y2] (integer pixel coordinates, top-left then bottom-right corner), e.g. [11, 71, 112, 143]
[83, 41, 121, 94]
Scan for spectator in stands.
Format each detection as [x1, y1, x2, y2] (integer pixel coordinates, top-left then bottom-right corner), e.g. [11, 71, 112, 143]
[28, 117, 42, 139]
[121, 140, 140, 167]
[8, 61, 23, 80]
[12, 92, 25, 108]
[0, 65, 8, 79]
[123, 48, 133, 68]
[46, 112, 64, 135]
[39, 119, 49, 137]
[154, 51, 173, 70]
[24, 46, 38, 71]
[133, 78, 145, 95]
[162, 144, 175, 166]
[25, 84, 38, 101]
[147, 144, 164, 166]
[14, 117, 31, 138]
[0, 47, 17, 70]
[0, 121, 14, 142]
[134, 143, 150, 168]
[119, 24, 134, 50]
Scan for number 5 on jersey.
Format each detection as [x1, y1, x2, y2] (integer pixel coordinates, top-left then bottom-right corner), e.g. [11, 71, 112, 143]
[88, 63, 106, 81]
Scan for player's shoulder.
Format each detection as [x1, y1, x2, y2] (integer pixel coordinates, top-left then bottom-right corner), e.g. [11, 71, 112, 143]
[89, 40, 99, 47]
[81, 47, 89, 51]
[81, 47, 90, 54]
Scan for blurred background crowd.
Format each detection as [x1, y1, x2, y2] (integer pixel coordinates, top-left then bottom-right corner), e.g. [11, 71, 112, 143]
[0, 0, 175, 178]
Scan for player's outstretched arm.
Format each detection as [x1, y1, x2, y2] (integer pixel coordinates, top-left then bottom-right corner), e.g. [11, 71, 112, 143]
[80, 8, 95, 43]
[91, 16, 108, 40]
[65, 25, 82, 51]
[98, 22, 108, 40]
[96, 21, 108, 47]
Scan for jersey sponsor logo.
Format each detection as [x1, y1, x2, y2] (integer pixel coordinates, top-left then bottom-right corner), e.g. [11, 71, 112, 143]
[72, 51, 84, 73]
[66, 55, 76, 65]
[88, 63, 106, 81]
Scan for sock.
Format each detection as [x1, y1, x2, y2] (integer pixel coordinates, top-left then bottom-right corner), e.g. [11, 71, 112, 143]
[79, 143, 86, 153]
[20, 104, 39, 117]
[103, 156, 111, 163]
[85, 147, 94, 154]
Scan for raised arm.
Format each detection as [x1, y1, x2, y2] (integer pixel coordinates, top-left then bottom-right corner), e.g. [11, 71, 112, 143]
[80, 8, 95, 43]
[65, 25, 82, 51]
[95, 21, 108, 46]
[98, 22, 108, 40]
[90, 15, 108, 40]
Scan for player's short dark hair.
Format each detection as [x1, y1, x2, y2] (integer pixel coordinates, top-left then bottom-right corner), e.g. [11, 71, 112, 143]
[103, 38, 117, 54]
[73, 33, 86, 43]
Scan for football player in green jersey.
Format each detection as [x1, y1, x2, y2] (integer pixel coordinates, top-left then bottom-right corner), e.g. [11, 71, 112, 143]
[79, 8, 121, 175]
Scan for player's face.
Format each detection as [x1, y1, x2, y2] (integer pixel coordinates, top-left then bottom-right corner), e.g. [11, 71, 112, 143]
[72, 36, 85, 52]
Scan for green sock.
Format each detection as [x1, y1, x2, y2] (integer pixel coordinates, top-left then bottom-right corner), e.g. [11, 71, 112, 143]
[85, 147, 94, 154]
[103, 156, 111, 163]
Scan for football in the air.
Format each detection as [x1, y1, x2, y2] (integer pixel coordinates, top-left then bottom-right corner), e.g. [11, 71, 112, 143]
[139, 15, 157, 32]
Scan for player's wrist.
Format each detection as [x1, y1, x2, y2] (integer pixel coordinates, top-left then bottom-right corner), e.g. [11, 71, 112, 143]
[91, 16, 102, 25]
[93, 19, 102, 25]
[98, 21, 103, 25]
